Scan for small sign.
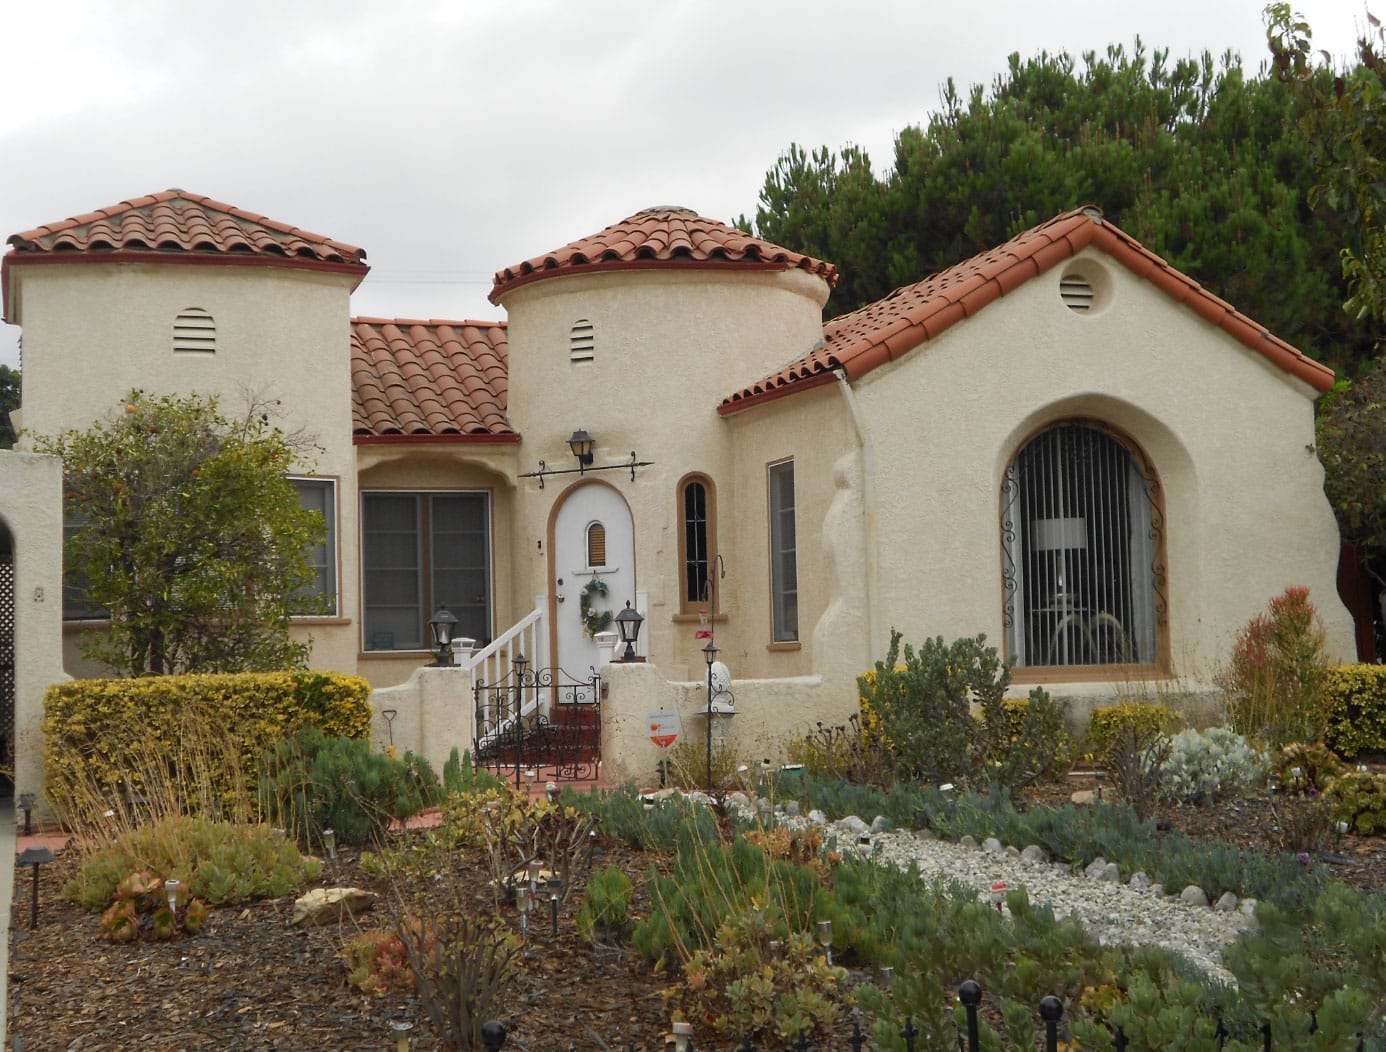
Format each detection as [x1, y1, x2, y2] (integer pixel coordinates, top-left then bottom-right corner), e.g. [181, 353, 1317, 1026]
[647, 709, 681, 749]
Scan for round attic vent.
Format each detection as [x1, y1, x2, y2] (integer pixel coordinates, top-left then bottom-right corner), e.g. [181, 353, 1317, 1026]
[1058, 260, 1111, 315]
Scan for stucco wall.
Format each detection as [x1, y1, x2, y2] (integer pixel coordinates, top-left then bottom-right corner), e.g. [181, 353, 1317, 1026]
[367, 666, 476, 774]
[0, 451, 68, 804]
[498, 267, 831, 684]
[11, 260, 362, 676]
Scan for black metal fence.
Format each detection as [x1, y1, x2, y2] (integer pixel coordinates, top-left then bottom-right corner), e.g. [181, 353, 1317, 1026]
[473, 665, 601, 787]
[473, 978, 1372, 1051]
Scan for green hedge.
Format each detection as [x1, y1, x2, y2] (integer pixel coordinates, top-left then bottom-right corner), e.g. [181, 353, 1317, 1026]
[1081, 701, 1181, 765]
[43, 671, 373, 817]
[1324, 664, 1386, 758]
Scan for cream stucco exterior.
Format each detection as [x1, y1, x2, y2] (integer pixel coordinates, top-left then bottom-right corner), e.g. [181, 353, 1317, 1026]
[0, 196, 1358, 799]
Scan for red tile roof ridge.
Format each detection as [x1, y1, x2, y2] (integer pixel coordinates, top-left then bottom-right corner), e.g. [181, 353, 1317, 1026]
[491, 205, 837, 302]
[719, 206, 1334, 415]
[6, 188, 366, 265]
[352, 316, 507, 329]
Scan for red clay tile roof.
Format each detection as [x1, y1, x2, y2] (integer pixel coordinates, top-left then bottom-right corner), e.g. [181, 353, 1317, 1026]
[351, 318, 514, 440]
[490, 206, 837, 302]
[719, 207, 1335, 414]
[6, 189, 366, 264]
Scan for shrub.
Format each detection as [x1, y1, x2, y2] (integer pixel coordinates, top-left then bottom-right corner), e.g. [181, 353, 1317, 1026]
[575, 864, 635, 944]
[1272, 741, 1345, 793]
[1106, 720, 1171, 822]
[66, 815, 321, 910]
[1083, 702, 1180, 767]
[43, 671, 372, 828]
[1159, 727, 1267, 805]
[1322, 664, 1386, 758]
[1220, 587, 1332, 749]
[441, 748, 508, 797]
[1323, 770, 1386, 835]
[786, 715, 895, 787]
[342, 925, 425, 995]
[259, 725, 438, 849]
[98, 870, 209, 943]
[856, 629, 1068, 793]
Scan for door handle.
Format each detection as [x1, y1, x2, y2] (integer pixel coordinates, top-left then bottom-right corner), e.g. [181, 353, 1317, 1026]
[557, 594, 565, 603]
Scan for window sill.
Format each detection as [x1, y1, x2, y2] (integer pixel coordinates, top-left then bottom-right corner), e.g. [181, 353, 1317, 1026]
[359, 650, 432, 660]
[291, 616, 351, 626]
[672, 613, 729, 624]
[1010, 663, 1169, 686]
[766, 640, 801, 653]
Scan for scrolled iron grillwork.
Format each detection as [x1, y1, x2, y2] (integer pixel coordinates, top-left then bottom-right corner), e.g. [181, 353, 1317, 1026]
[473, 665, 602, 787]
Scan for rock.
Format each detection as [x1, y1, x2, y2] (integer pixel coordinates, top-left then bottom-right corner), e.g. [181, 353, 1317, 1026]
[1084, 857, 1109, 879]
[783, 800, 801, 818]
[1214, 892, 1240, 913]
[982, 837, 1005, 855]
[1128, 871, 1152, 892]
[1020, 845, 1046, 865]
[292, 887, 378, 928]
[838, 815, 869, 836]
[1098, 863, 1121, 882]
[1149, 884, 1164, 898]
[1179, 885, 1209, 908]
[959, 834, 978, 850]
[1070, 789, 1096, 805]
[807, 809, 828, 825]
[870, 815, 892, 833]
[726, 792, 751, 810]
[1006, 845, 1022, 860]
[1239, 898, 1258, 916]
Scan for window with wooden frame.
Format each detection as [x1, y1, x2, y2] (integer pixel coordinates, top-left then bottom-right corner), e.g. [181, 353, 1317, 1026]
[767, 460, 797, 643]
[677, 474, 717, 613]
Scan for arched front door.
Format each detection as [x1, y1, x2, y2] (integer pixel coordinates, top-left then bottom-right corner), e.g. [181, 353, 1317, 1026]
[550, 482, 635, 687]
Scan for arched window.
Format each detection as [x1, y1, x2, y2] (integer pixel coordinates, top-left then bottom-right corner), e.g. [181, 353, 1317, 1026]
[1001, 421, 1166, 671]
[586, 521, 607, 568]
[678, 474, 717, 612]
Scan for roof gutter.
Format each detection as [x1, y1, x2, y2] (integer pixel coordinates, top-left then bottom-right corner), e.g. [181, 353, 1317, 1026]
[833, 368, 881, 661]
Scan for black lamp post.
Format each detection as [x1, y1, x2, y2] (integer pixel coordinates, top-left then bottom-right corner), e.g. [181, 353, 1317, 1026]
[567, 429, 595, 471]
[615, 601, 644, 662]
[17, 845, 55, 929]
[428, 606, 458, 667]
[703, 638, 719, 792]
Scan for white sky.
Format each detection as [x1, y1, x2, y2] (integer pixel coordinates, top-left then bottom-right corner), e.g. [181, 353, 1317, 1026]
[0, 0, 1365, 370]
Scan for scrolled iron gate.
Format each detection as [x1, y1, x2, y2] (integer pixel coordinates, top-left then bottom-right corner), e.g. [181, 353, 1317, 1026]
[473, 665, 601, 787]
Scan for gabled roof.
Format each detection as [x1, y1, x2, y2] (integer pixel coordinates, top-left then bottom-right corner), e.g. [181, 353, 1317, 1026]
[719, 207, 1335, 414]
[3, 189, 368, 320]
[351, 318, 515, 442]
[490, 206, 837, 302]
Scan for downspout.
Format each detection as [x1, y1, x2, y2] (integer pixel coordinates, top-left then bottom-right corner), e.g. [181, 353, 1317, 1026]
[834, 369, 881, 660]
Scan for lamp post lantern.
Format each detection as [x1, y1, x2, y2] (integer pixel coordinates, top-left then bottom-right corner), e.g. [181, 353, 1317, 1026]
[615, 601, 644, 662]
[428, 606, 458, 667]
[703, 639, 719, 792]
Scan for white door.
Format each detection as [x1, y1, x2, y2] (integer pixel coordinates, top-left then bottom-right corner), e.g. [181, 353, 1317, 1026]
[551, 482, 636, 687]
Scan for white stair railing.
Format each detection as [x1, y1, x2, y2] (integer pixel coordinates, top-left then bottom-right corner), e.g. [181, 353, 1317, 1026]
[462, 603, 546, 692]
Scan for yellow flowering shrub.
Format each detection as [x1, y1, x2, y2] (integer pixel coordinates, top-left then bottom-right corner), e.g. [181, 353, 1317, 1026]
[1323, 664, 1386, 758]
[43, 671, 372, 819]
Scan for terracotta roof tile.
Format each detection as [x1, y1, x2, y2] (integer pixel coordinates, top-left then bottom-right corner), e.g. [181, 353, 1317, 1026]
[719, 207, 1335, 413]
[490, 206, 837, 302]
[5, 189, 366, 265]
[351, 318, 513, 439]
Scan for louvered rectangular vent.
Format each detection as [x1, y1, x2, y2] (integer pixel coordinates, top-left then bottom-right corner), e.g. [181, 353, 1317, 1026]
[174, 309, 216, 353]
[570, 320, 595, 363]
[1059, 277, 1095, 312]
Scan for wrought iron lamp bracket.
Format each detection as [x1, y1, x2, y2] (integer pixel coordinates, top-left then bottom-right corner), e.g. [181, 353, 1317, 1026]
[520, 452, 654, 489]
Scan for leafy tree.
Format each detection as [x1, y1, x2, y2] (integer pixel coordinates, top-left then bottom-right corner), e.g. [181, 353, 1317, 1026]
[1267, 4, 1386, 334]
[0, 365, 18, 449]
[1317, 363, 1386, 551]
[36, 391, 324, 676]
[746, 38, 1374, 375]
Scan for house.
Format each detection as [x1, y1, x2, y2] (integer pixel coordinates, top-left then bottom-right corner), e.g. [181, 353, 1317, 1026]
[0, 191, 1355, 788]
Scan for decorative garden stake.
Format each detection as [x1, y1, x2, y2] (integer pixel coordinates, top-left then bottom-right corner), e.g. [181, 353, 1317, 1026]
[390, 1019, 413, 1052]
[165, 878, 180, 915]
[550, 892, 559, 937]
[17, 845, 54, 929]
[816, 919, 833, 966]
[991, 881, 1007, 913]
[879, 965, 895, 991]
[515, 883, 531, 939]
[671, 1020, 693, 1052]
[545, 781, 560, 803]
[323, 827, 337, 861]
[1095, 770, 1105, 804]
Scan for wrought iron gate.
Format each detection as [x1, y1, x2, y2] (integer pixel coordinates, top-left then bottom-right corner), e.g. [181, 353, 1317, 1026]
[0, 558, 13, 791]
[473, 665, 601, 787]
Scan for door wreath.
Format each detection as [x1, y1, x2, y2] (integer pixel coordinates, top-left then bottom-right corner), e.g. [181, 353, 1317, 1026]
[580, 577, 613, 638]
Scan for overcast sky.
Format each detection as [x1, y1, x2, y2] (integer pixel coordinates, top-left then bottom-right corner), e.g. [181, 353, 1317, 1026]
[0, 0, 1364, 370]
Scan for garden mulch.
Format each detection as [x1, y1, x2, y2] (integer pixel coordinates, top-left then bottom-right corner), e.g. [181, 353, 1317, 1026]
[8, 776, 1386, 1052]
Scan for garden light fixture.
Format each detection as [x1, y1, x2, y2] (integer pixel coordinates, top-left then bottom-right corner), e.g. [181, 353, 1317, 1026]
[323, 827, 336, 860]
[165, 877, 180, 914]
[18, 791, 35, 835]
[671, 1021, 693, 1052]
[615, 601, 644, 662]
[390, 1019, 414, 1052]
[817, 919, 833, 966]
[17, 845, 55, 929]
[428, 606, 458, 667]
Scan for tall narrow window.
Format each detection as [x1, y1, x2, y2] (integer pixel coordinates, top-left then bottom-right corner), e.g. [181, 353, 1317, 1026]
[1001, 421, 1166, 670]
[362, 492, 491, 650]
[173, 308, 216, 354]
[679, 475, 717, 611]
[768, 460, 797, 643]
[290, 478, 337, 616]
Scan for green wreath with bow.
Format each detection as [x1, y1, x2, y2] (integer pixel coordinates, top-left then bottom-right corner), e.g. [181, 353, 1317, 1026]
[580, 577, 613, 638]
